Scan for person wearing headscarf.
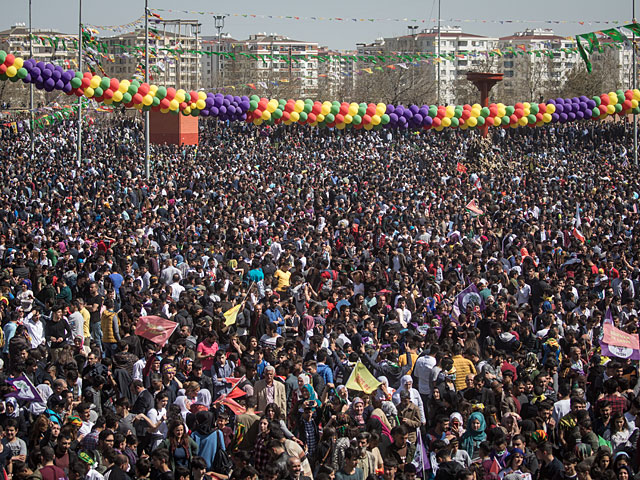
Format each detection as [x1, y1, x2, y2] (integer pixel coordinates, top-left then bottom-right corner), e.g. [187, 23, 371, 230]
[500, 412, 522, 444]
[449, 412, 466, 438]
[173, 396, 192, 421]
[337, 384, 352, 405]
[391, 375, 425, 424]
[189, 410, 226, 470]
[460, 411, 487, 461]
[191, 389, 212, 413]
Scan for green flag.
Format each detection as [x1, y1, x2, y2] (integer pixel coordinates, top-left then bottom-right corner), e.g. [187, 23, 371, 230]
[601, 28, 627, 42]
[623, 23, 640, 36]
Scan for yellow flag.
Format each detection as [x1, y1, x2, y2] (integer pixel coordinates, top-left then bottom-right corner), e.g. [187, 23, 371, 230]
[223, 304, 242, 326]
[345, 361, 381, 394]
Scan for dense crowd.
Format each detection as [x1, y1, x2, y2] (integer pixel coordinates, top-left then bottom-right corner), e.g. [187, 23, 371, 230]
[0, 114, 637, 480]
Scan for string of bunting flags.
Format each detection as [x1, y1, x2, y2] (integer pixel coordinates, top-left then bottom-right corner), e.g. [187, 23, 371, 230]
[575, 23, 640, 72]
[149, 9, 626, 26]
[1, 49, 639, 132]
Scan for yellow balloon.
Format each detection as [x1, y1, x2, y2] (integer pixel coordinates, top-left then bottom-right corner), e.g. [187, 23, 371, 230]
[118, 80, 130, 93]
[336, 122, 346, 130]
[150, 85, 158, 94]
[371, 114, 381, 125]
[364, 123, 373, 130]
[497, 108, 506, 117]
[84, 86, 94, 98]
[460, 124, 468, 130]
[518, 117, 528, 127]
[321, 104, 331, 115]
[376, 103, 386, 116]
[634, 89, 640, 101]
[135, 102, 143, 110]
[435, 125, 444, 132]
[609, 94, 618, 106]
[198, 91, 207, 100]
[175, 90, 186, 103]
[160, 108, 169, 113]
[310, 121, 318, 127]
[184, 106, 192, 115]
[196, 99, 206, 110]
[143, 95, 153, 106]
[294, 100, 304, 113]
[283, 119, 292, 125]
[472, 103, 481, 110]
[13, 58, 23, 69]
[113, 91, 123, 102]
[261, 110, 271, 120]
[254, 118, 263, 126]
[523, 108, 530, 116]
[607, 104, 615, 115]
[316, 113, 325, 123]
[493, 117, 502, 127]
[497, 103, 505, 110]
[104, 98, 113, 105]
[266, 102, 277, 113]
[546, 104, 556, 114]
[542, 113, 552, 123]
[523, 102, 530, 109]
[632, 99, 639, 109]
[344, 114, 353, 124]
[348, 103, 358, 116]
[445, 106, 455, 118]
[169, 99, 179, 111]
[510, 123, 518, 128]
[90, 75, 100, 89]
[441, 117, 451, 127]
[536, 121, 544, 127]
[467, 117, 477, 127]
[6, 66, 16, 77]
[290, 111, 300, 122]
[470, 108, 481, 118]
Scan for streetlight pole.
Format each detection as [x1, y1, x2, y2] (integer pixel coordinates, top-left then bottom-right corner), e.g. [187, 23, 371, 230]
[29, 0, 34, 160]
[214, 16, 225, 89]
[77, 0, 82, 166]
[408, 26, 418, 104]
[437, 0, 441, 105]
[145, 0, 150, 180]
[633, 0, 637, 167]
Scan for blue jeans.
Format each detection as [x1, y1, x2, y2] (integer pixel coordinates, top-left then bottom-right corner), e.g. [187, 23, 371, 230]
[90, 322, 103, 353]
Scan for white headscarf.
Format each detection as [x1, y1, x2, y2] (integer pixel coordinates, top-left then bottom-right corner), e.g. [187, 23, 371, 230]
[28, 384, 53, 416]
[174, 396, 191, 420]
[195, 389, 212, 408]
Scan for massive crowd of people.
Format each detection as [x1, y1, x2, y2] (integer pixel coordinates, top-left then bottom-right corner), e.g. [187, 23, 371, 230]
[0, 114, 636, 480]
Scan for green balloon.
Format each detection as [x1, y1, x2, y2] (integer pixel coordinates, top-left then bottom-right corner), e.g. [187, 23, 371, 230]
[505, 106, 515, 116]
[100, 77, 110, 90]
[0, 51, 6, 63]
[17, 68, 27, 79]
[273, 109, 283, 119]
[0, 73, 8, 81]
[481, 107, 490, 118]
[616, 89, 624, 96]
[299, 111, 308, 122]
[330, 104, 339, 115]
[352, 114, 362, 125]
[634, 106, 640, 114]
[325, 113, 335, 123]
[527, 114, 536, 124]
[381, 114, 390, 124]
[303, 103, 312, 113]
[358, 106, 366, 116]
[428, 106, 438, 117]
[9, 75, 18, 83]
[615, 103, 623, 113]
[593, 96, 601, 106]
[131, 79, 140, 87]
[75, 71, 83, 78]
[502, 116, 510, 125]
[476, 116, 485, 126]
[152, 96, 160, 107]
[250, 95, 260, 102]
[249, 100, 258, 110]
[450, 117, 459, 127]
[529, 104, 539, 115]
[617, 94, 625, 105]
[71, 77, 82, 88]
[128, 85, 138, 95]
[592, 107, 600, 116]
[93, 87, 103, 97]
[454, 108, 462, 119]
[156, 86, 167, 100]
[332, 101, 340, 107]
[122, 92, 132, 103]
[191, 108, 199, 117]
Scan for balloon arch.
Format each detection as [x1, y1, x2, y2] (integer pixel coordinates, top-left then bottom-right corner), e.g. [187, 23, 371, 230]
[1, 50, 639, 131]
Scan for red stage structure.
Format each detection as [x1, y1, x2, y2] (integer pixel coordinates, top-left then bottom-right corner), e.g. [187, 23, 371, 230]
[149, 111, 199, 145]
[466, 72, 504, 137]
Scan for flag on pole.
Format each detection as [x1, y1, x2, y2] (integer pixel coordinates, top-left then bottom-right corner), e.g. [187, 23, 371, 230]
[574, 203, 582, 228]
[135, 316, 178, 347]
[572, 227, 585, 243]
[6, 375, 43, 403]
[223, 304, 243, 326]
[225, 376, 247, 399]
[345, 361, 381, 394]
[604, 306, 614, 325]
[412, 429, 430, 477]
[451, 284, 485, 319]
[456, 162, 467, 174]
[465, 199, 483, 216]
[214, 394, 247, 415]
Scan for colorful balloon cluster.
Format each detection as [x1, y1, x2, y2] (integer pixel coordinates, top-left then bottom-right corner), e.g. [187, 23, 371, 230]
[2, 50, 640, 131]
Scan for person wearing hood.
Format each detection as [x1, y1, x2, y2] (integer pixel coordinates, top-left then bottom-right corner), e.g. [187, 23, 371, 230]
[391, 375, 425, 425]
[460, 412, 487, 461]
[189, 411, 226, 470]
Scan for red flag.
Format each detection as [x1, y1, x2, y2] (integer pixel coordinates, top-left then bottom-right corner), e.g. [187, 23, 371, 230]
[135, 316, 178, 347]
[456, 162, 467, 174]
[225, 376, 247, 399]
[214, 394, 246, 415]
[572, 227, 585, 243]
[489, 458, 500, 475]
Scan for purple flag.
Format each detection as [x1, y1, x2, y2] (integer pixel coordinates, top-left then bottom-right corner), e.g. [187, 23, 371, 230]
[6, 375, 43, 403]
[604, 307, 614, 325]
[601, 342, 640, 360]
[412, 429, 430, 476]
[451, 284, 485, 319]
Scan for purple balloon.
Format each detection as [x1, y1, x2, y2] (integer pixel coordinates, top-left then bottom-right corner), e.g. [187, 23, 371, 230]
[413, 113, 423, 124]
[409, 105, 419, 114]
[559, 113, 568, 123]
[200, 109, 209, 117]
[240, 96, 249, 102]
[228, 105, 236, 115]
[395, 105, 405, 116]
[31, 67, 41, 77]
[240, 100, 250, 111]
[567, 112, 576, 121]
[55, 79, 64, 90]
[587, 100, 596, 109]
[423, 116, 433, 126]
[419, 107, 429, 117]
[233, 96, 241, 103]
[576, 111, 584, 120]
[403, 110, 413, 120]
[41, 69, 52, 79]
[240, 113, 247, 121]
[224, 94, 233, 101]
[219, 106, 227, 115]
[36, 61, 45, 71]
[36, 75, 43, 84]
[210, 106, 219, 116]
[571, 97, 579, 104]
[555, 104, 564, 114]
[386, 104, 395, 114]
[579, 102, 588, 112]
[23, 73, 32, 83]
[214, 97, 223, 107]
[584, 109, 592, 119]
[551, 113, 559, 122]
[547, 99, 556, 105]
[389, 113, 398, 124]
[35, 81, 44, 89]
[45, 78, 55, 88]
[222, 99, 230, 107]
[44, 83, 54, 92]
[556, 98, 565, 105]
[62, 82, 72, 93]
[579, 95, 589, 103]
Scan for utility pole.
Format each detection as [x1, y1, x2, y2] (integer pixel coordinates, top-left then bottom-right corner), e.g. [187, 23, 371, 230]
[409, 26, 418, 104]
[145, 0, 150, 180]
[214, 15, 225, 88]
[437, 0, 441, 105]
[77, 0, 82, 166]
[29, 0, 34, 160]
[634, 0, 638, 167]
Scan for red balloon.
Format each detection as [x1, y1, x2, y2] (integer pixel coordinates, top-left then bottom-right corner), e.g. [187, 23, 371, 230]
[509, 114, 518, 124]
[190, 91, 198, 103]
[354, 123, 363, 130]
[327, 121, 336, 128]
[623, 100, 632, 110]
[489, 106, 498, 116]
[598, 105, 607, 115]
[463, 104, 471, 110]
[432, 117, 442, 127]
[132, 93, 143, 104]
[536, 113, 543, 122]
[284, 103, 294, 113]
[515, 102, 524, 110]
[3, 54, 15, 66]
[103, 89, 114, 99]
[514, 109, 524, 118]
[339, 103, 348, 115]
[0, 64, 6, 75]
[366, 106, 376, 116]
[83, 71, 92, 78]
[110, 78, 119, 91]
[81, 77, 91, 88]
[258, 100, 268, 110]
[74, 88, 83, 96]
[307, 113, 317, 123]
[94, 95, 104, 103]
[124, 101, 134, 108]
[312, 104, 321, 115]
[363, 114, 372, 124]
[152, 105, 161, 112]
[335, 114, 345, 124]
[282, 111, 290, 121]
[538, 103, 546, 114]
[65, 89, 74, 96]
[461, 111, 471, 121]
[165, 87, 176, 100]
[180, 102, 188, 110]
[437, 107, 446, 118]
[600, 94, 609, 106]
[625, 90, 633, 100]
[160, 98, 170, 109]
